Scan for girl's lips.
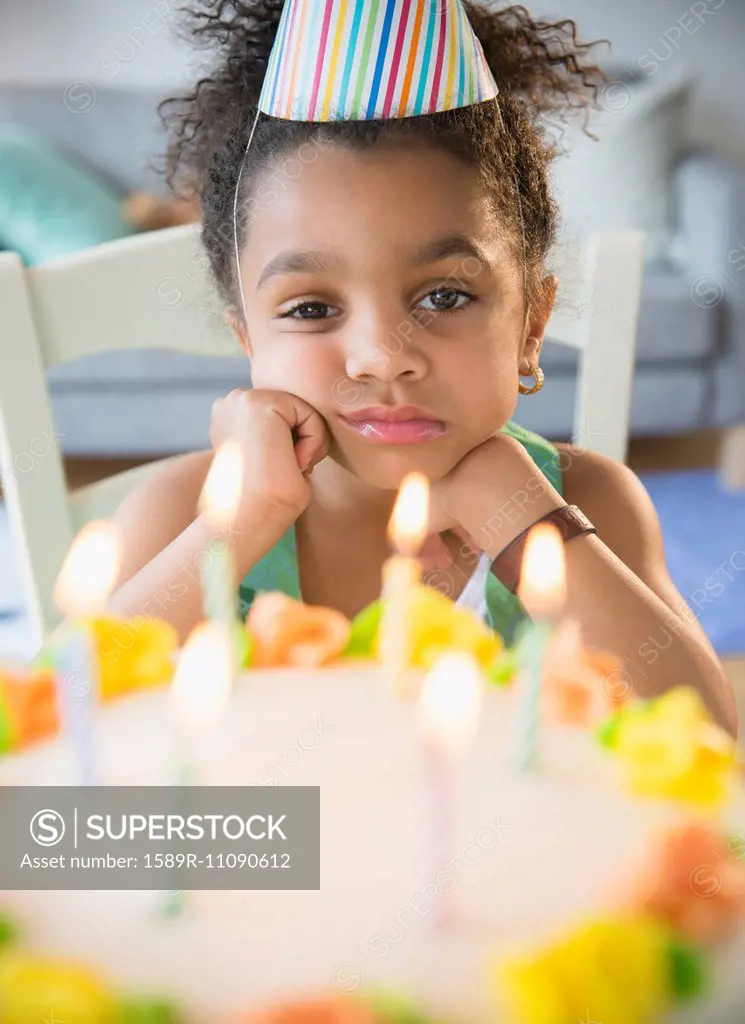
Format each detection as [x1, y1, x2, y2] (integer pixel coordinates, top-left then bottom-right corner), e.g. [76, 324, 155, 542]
[339, 416, 448, 445]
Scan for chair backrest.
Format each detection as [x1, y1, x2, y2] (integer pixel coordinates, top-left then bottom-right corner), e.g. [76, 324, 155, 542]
[0, 224, 645, 646]
[0, 224, 239, 645]
[546, 230, 646, 463]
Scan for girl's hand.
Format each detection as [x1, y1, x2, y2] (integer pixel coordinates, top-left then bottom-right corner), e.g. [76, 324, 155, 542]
[210, 389, 330, 525]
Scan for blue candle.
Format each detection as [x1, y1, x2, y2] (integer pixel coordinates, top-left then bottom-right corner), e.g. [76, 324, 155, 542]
[53, 520, 121, 787]
[512, 523, 566, 773]
[52, 622, 99, 785]
[165, 621, 233, 917]
[198, 442, 246, 677]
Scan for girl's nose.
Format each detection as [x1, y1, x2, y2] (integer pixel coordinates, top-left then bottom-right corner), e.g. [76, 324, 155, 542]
[344, 316, 428, 383]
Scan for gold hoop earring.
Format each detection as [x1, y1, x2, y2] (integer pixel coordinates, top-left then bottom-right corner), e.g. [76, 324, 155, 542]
[518, 365, 545, 396]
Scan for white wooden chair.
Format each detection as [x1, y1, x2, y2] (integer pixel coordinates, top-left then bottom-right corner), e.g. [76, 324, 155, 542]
[546, 230, 646, 460]
[0, 224, 645, 646]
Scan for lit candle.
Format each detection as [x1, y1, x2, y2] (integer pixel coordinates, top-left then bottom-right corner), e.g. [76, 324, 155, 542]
[164, 620, 233, 915]
[419, 652, 483, 927]
[379, 473, 429, 697]
[517, 522, 566, 623]
[169, 620, 234, 775]
[52, 520, 121, 785]
[198, 441, 245, 676]
[513, 522, 566, 772]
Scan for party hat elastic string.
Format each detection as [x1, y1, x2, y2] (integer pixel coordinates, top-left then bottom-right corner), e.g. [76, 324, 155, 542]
[232, 106, 263, 324]
[494, 98, 531, 331]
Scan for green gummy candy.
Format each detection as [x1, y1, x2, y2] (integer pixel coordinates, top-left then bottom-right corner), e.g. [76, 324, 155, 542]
[597, 696, 655, 750]
[235, 623, 253, 670]
[487, 649, 518, 687]
[115, 997, 182, 1023]
[0, 697, 14, 755]
[667, 937, 709, 1002]
[368, 990, 434, 1023]
[0, 913, 18, 948]
[596, 710, 622, 749]
[343, 600, 382, 658]
[31, 646, 55, 672]
[726, 834, 745, 862]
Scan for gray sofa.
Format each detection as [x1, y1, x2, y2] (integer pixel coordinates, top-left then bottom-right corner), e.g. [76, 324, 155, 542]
[2, 85, 745, 463]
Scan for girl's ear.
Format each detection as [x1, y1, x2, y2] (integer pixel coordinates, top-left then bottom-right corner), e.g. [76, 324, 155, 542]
[225, 308, 253, 358]
[519, 274, 558, 373]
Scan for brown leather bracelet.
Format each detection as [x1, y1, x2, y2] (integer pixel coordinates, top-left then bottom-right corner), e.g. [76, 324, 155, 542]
[489, 504, 597, 594]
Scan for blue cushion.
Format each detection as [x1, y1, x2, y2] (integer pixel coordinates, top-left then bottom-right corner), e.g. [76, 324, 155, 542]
[0, 123, 134, 265]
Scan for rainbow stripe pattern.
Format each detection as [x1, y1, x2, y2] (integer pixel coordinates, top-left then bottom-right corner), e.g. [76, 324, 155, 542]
[258, 0, 498, 122]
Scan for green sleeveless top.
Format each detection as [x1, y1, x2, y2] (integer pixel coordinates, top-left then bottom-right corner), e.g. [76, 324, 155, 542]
[238, 421, 563, 646]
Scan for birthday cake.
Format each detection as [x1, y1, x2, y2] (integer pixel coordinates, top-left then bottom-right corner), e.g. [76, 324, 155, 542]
[0, 590, 744, 1024]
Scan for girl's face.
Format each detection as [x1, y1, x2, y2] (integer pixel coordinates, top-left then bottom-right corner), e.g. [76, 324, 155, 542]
[237, 141, 551, 489]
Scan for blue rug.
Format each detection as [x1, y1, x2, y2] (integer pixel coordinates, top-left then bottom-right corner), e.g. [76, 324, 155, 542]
[639, 469, 745, 656]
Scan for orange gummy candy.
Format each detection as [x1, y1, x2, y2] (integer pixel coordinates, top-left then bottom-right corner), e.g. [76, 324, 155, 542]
[623, 823, 745, 943]
[248, 593, 351, 668]
[543, 647, 630, 727]
[0, 670, 60, 748]
[239, 997, 375, 1024]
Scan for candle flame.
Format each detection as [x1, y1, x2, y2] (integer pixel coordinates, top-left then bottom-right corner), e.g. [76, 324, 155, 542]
[199, 442, 244, 529]
[420, 653, 483, 755]
[518, 522, 566, 621]
[388, 473, 429, 555]
[53, 520, 121, 617]
[169, 621, 233, 741]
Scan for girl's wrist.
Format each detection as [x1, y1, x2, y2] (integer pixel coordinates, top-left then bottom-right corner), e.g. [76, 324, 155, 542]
[449, 435, 565, 559]
[461, 489, 565, 561]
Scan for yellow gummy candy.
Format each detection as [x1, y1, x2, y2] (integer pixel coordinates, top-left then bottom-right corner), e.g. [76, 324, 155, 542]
[499, 953, 572, 1024]
[668, 760, 734, 809]
[497, 917, 671, 1024]
[407, 587, 501, 670]
[611, 686, 737, 808]
[653, 686, 709, 725]
[698, 722, 737, 766]
[549, 917, 671, 1024]
[92, 616, 178, 699]
[616, 716, 698, 794]
[0, 952, 114, 1024]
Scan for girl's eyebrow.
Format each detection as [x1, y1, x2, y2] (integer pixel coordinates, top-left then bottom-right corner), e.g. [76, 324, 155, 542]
[257, 249, 345, 290]
[256, 234, 489, 291]
[412, 234, 491, 269]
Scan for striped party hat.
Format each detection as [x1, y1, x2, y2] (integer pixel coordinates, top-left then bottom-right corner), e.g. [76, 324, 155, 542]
[258, 0, 499, 123]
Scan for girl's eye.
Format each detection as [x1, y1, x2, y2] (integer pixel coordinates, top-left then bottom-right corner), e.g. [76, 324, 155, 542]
[418, 288, 473, 313]
[280, 301, 339, 321]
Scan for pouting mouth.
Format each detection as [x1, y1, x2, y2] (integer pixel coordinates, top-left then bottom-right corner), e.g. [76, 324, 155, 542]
[339, 404, 443, 424]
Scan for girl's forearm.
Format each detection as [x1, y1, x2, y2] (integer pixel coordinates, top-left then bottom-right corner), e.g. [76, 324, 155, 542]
[107, 504, 289, 642]
[448, 440, 736, 735]
[463, 497, 736, 733]
[562, 536, 736, 734]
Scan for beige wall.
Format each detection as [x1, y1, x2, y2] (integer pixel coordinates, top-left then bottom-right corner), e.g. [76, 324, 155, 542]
[535, 0, 745, 164]
[0, 0, 193, 90]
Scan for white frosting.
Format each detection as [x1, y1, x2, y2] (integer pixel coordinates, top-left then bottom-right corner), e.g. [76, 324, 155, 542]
[1, 667, 743, 1022]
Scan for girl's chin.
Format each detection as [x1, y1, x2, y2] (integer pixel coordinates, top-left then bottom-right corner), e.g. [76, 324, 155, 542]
[331, 444, 458, 489]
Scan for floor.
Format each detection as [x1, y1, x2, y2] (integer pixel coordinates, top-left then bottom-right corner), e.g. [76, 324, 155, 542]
[628, 432, 745, 709]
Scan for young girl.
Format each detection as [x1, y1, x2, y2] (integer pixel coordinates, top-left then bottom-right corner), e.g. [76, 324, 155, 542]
[109, 1, 736, 735]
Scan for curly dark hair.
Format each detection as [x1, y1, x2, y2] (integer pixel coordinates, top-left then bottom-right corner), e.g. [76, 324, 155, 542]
[160, 2, 607, 309]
